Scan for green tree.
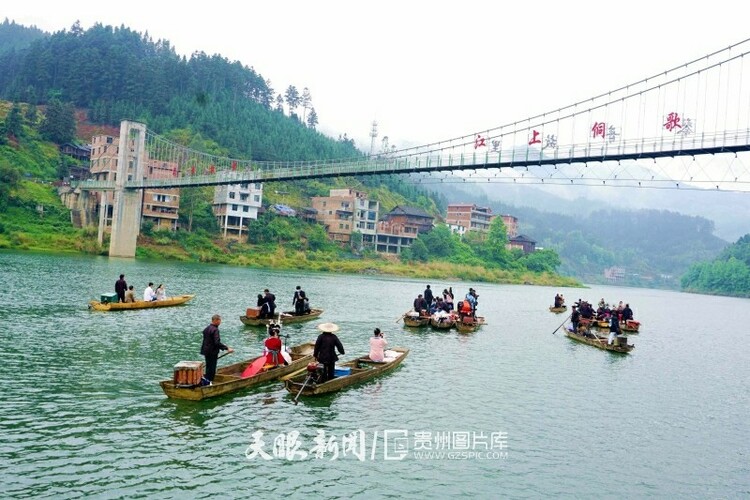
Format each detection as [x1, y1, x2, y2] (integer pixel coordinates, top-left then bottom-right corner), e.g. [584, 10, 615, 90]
[284, 85, 300, 115]
[40, 98, 76, 143]
[4, 102, 23, 138]
[0, 160, 21, 209]
[481, 217, 511, 265]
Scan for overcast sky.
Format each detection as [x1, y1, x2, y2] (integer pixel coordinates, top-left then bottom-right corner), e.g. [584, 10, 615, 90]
[4, 1, 750, 152]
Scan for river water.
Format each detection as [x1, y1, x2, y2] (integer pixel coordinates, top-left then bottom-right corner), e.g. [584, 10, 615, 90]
[0, 250, 748, 498]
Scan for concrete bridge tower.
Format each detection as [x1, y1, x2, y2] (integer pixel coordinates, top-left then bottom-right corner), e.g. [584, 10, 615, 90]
[108, 121, 146, 258]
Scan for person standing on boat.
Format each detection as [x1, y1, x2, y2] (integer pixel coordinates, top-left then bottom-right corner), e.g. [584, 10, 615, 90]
[571, 305, 581, 333]
[369, 328, 388, 362]
[443, 287, 454, 310]
[554, 294, 562, 308]
[200, 314, 234, 384]
[314, 323, 345, 382]
[423, 285, 433, 307]
[115, 274, 127, 303]
[263, 289, 277, 318]
[607, 312, 622, 345]
[292, 286, 306, 315]
[124, 285, 136, 303]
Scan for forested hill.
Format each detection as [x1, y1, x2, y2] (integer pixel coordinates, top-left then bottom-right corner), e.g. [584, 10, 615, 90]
[681, 235, 750, 297]
[0, 20, 447, 214]
[431, 182, 730, 289]
[0, 20, 356, 161]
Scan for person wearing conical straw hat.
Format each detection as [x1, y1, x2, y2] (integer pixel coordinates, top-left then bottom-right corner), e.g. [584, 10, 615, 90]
[314, 323, 345, 382]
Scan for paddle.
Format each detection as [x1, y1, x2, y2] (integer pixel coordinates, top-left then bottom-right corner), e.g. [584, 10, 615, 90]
[394, 311, 408, 323]
[552, 314, 572, 335]
[218, 350, 234, 360]
[294, 370, 316, 405]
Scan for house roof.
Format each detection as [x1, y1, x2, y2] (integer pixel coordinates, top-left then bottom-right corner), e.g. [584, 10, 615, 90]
[387, 205, 433, 218]
[510, 234, 536, 244]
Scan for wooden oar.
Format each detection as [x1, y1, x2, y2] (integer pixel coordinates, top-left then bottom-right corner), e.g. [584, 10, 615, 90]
[394, 311, 409, 323]
[552, 314, 572, 335]
[294, 372, 315, 405]
[218, 350, 234, 360]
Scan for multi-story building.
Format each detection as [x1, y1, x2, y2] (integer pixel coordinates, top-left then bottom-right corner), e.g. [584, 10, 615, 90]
[90, 134, 180, 231]
[375, 205, 435, 254]
[445, 203, 495, 234]
[311, 188, 379, 245]
[500, 214, 518, 238]
[213, 182, 263, 240]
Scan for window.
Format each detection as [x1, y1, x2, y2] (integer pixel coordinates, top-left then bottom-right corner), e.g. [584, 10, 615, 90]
[243, 206, 249, 212]
[232, 204, 238, 211]
[240, 194, 248, 201]
[253, 195, 260, 202]
[229, 192, 236, 199]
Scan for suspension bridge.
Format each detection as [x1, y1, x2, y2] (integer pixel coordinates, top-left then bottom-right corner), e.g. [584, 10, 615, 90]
[75, 38, 750, 257]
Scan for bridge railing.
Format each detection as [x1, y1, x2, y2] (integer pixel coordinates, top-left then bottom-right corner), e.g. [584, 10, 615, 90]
[72, 128, 750, 191]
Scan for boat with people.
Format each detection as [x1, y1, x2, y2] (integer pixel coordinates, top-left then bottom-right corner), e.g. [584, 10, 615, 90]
[430, 311, 456, 329]
[159, 341, 316, 400]
[240, 308, 324, 326]
[282, 347, 409, 398]
[549, 305, 568, 313]
[89, 294, 195, 311]
[621, 319, 641, 333]
[455, 315, 486, 333]
[565, 328, 634, 353]
[402, 310, 430, 327]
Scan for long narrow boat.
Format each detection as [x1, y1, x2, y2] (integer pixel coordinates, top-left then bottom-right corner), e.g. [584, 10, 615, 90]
[89, 294, 195, 311]
[159, 342, 315, 400]
[282, 347, 409, 398]
[549, 305, 568, 313]
[430, 313, 456, 329]
[403, 310, 430, 327]
[240, 308, 323, 326]
[455, 316, 486, 333]
[565, 329, 634, 353]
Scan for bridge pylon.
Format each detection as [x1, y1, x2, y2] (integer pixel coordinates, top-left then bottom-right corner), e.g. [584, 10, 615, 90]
[108, 121, 146, 258]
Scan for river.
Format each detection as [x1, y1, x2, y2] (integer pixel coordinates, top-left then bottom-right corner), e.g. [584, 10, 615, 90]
[0, 250, 748, 498]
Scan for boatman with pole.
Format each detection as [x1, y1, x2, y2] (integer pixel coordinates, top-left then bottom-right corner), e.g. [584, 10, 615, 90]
[200, 314, 233, 385]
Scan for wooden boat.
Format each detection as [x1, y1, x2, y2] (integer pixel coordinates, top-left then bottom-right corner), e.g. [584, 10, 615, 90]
[549, 305, 568, 313]
[430, 312, 456, 329]
[159, 342, 315, 400]
[240, 308, 323, 326]
[403, 310, 430, 327]
[565, 329, 634, 353]
[621, 319, 641, 333]
[89, 294, 195, 311]
[455, 316, 486, 333]
[282, 347, 409, 398]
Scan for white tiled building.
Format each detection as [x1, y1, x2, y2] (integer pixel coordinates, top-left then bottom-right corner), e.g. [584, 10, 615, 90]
[213, 182, 263, 240]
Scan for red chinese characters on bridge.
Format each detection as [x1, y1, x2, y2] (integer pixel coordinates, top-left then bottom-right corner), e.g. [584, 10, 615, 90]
[591, 122, 606, 139]
[664, 112, 682, 132]
[474, 134, 486, 149]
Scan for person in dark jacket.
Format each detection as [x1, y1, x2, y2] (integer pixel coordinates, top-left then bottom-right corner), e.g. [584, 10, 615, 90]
[621, 304, 634, 322]
[313, 323, 345, 382]
[571, 305, 581, 334]
[200, 314, 233, 384]
[263, 289, 277, 318]
[607, 313, 622, 345]
[423, 285, 434, 307]
[292, 286, 307, 315]
[115, 274, 128, 303]
[413, 294, 428, 314]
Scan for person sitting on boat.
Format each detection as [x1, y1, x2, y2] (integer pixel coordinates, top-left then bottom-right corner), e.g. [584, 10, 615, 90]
[257, 294, 264, 307]
[301, 297, 311, 314]
[607, 312, 622, 345]
[554, 294, 562, 308]
[264, 324, 288, 368]
[621, 304, 634, 322]
[314, 323, 345, 382]
[124, 285, 136, 303]
[559, 294, 565, 306]
[369, 328, 388, 362]
[413, 294, 428, 315]
[458, 299, 473, 321]
[143, 282, 157, 302]
[155, 284, 166, 301]
[437, 297, 451, 313]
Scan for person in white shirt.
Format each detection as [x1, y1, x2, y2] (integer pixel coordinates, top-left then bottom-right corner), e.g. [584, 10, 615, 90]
[369, 328, 388, 362]
[143, 282, 156, 301]
[155, 284, 166, 300]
